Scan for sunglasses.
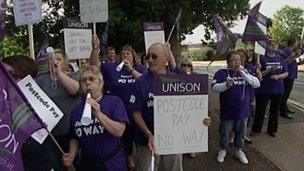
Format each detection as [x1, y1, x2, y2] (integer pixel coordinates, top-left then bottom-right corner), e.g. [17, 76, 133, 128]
[145, 54, 158, 60]
[81, 76, 98, 83]
[181, 64, 192, 67]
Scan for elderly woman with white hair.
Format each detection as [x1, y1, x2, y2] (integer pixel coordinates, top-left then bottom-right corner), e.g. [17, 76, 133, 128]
[62, 65, 129, 170]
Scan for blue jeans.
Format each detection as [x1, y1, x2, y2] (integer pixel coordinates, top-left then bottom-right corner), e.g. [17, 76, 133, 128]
[219, 118, 248, 149]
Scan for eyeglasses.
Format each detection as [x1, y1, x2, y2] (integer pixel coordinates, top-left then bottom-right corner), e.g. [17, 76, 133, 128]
[181, 64, 192, 67]
[80, 76, 98, 83]
[145, 54, 158, 60]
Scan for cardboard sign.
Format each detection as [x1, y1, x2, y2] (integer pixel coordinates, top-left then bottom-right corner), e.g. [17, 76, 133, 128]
[80, 0, 108, 23]
[143, 22, 165, 53]
[13, 0, 42, 26]
[18, 75, 64, 144]
[64, 28, 92, 60]
[153, 74, 209, 155]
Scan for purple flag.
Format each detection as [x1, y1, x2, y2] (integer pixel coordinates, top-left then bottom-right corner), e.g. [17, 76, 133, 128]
[213, 14, 239, 57]
[35, 37, 50, 75]
[0, 0, 6, 38]
[0, 62, 43, 171]
[100, 21, 109, 52]
[174, 7, 182, 31]
[242, 2, 270, 42]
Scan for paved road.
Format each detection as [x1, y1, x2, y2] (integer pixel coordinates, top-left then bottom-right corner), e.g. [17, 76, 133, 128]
[192, 62, 304, 171]
[193, 64, 304, 109]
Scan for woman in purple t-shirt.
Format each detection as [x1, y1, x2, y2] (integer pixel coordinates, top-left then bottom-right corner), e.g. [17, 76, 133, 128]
[212, 52, 260, 164]
[251, 41, 288, 137]
[62, 66, 129, 171]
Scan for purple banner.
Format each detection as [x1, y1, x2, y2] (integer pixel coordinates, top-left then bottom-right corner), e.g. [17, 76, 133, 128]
[242, 2, 270, 42]
[143, 22, 164, 31]
[35, 37, 49, 74]
[63, 18, 90, 29]
[0, 61, 42, 171]
[213, 14, 239, 57]
[100, 21, 109, 52]
[153, 74, 208, 96]
[0, 0, 6, 38]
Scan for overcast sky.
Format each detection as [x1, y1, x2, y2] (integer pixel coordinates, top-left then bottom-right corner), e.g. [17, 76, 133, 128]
[182, 0, 304, 45]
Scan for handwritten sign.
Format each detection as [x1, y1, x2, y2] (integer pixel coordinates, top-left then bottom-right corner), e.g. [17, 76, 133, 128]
[64, 28, 92, 60]
[80, 0, 108, 23]
[13, 0, 42, 26]
[153, 74, 209, 155]
[18, 75, 64, 144]
[143, 22, 165, 53]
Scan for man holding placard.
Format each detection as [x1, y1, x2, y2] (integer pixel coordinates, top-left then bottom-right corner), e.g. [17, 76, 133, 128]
[130, 43, 210, 171]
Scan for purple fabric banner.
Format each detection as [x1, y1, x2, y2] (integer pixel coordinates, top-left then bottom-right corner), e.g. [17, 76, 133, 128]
[100, 21, 109, 52]
[35, 36, 49, 74]
[174, 7, 182, 32]
[143, 22, 164, 31]
[242, 2, 270, 42]
[153, 74, 208, 96]
[0, 61, 43, 171]
[213, 14, 239, 57]
[0, 0, 6, 38]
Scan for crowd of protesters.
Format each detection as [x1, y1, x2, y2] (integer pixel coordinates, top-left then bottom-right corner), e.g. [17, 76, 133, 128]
[1, 34, 301, 171]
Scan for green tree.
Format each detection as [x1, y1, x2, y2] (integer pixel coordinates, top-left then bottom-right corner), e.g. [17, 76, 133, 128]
[269, 5, 304, 46]
[3, 0, 250, 59]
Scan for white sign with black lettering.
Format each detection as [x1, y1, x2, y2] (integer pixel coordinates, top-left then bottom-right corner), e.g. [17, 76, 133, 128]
[154, 95, 208, 155]
[64, 28, 92, 60]
[80, 0, 108, 23]
[13, 0, 42, 26]
[143, 22, 165, 53]
[18, 75, 64, 144]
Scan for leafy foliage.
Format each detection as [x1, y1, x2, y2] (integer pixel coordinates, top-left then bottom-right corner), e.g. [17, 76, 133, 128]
[3, 0, 250, 57]
[182, 46, 215, 61]
[269, 5, 304, 46]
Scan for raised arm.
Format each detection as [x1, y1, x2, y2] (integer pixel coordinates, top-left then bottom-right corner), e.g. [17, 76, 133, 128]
[90, 35, 101, 68]
[166, 43, 177, 70]
[53, 61, 79, 95]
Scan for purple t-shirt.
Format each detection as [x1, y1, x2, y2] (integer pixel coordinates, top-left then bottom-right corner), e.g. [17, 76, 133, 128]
[258, 54, 288, 94]
[129, 71, 175, 146]
[282, 48, 298, 79]
[103, 63, 147, 116]
[100, 61, 116, 95]
[212, 69, 253, 121]
[69, 95, 129, 171]
[245, 63, 256, 104]
[171, 67, 184, 74]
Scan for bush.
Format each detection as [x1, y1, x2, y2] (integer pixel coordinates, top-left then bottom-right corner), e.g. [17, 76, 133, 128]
[181, 46, 215, 61]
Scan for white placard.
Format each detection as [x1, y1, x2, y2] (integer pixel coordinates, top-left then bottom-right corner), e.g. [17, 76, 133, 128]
[13, 0, 42, 26]
[18, 75, 64, 144]
[254, 22, 267, 55]
[154, 95, 208, 155]
[80, 0, 108, 23]
[64, 28, 92, 60]
[144, 31, 165, 53]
